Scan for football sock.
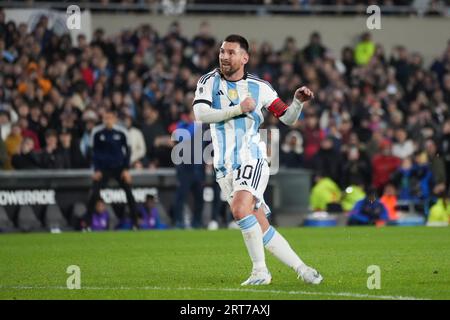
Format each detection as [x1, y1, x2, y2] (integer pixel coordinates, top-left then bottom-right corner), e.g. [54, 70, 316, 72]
[237, 214, 267, 270]
[263, 226, 306, 271]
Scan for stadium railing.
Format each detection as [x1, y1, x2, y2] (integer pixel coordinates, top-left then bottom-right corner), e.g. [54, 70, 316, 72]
[0, 1, 448, 16]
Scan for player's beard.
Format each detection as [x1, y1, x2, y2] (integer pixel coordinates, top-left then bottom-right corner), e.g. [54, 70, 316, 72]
[220, 63, 239, 77]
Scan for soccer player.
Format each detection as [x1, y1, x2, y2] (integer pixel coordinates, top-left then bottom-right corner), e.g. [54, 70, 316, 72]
[192, 34, 323, 285]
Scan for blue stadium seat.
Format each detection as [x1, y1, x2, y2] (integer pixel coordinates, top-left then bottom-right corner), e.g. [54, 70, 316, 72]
[387, 215, 426, 226]
[303, 212, 338, 227]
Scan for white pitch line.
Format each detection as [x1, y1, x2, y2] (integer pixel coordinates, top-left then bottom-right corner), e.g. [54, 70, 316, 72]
[0, 285, 429, 300]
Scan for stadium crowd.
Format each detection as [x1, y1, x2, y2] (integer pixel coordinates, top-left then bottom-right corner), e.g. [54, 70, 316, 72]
[1, 10, 450, 225]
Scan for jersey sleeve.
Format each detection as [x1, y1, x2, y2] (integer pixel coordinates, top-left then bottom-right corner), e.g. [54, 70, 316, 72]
[260, 82, 278, 109]
[192, 74, 214, 108]
[260, 82, 289, 118]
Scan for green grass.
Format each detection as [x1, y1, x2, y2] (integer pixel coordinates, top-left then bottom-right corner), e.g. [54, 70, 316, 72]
[0, 227, 449, 300]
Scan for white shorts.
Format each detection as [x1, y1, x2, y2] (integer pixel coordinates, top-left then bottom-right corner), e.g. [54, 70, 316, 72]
[217, 158, 271, 214]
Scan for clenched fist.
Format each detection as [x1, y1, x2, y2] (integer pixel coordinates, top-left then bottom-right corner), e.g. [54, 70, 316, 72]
[294, 86, 314, 103]
[240, 97, 256, 113]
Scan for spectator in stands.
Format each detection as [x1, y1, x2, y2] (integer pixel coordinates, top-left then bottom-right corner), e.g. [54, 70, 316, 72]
[425, 138, 446, 195]
[88, 109, 138, 228]
[57, 128, 87, 169]
[365, 130, 384, 159]
[301, 110, 325, 168]
[380, 183, 399, 221]
[192, 21, 216, 55]
[280, 36, 298, 64]
[18, 117, 40, 151]
[122, 111, 146, 169]
[313, 136, 342, 185]
[341, 144, 372, 190]
[302, 32, 326, 63]
[392, 128, 415, 159]
[11, 137, 40, 169]
[347, 188, 389, 226]
[372, 139, 401, 193]
[427, 190, 450, 226]
[390, 45, 411, 90]
[355, 116, 373, 145]
[340, 46, 356, 82]
[413, 150, 434, 214]
[140, 104, 174, 169]
[338, 116, 353, 147]
[88, 198, 110, 232]
[40, 129, 63, 169]
[4, 123, 22, 170]
[280, 130, 303, 168]
[391, 156, 420, 201]
[0, 110, 12, 141]
[138, 194, 166, 230]
[79, 110, 99, 165]
[354, 32, 375, 66]
[393, 151, 434, 212]
[28, 103, 43, 142]
[309, 174, 342, 212]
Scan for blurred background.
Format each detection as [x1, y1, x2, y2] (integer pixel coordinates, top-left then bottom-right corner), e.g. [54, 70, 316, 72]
[0, 0, 450, 232]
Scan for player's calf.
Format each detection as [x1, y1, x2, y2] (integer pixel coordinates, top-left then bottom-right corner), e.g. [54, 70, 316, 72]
[232, 190, 269, 282]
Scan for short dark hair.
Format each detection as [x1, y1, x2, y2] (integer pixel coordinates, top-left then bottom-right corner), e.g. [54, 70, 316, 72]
[223, 34, 249, 53]
[105, 108, 118, 116]
[45, 129, 58, 138]
[0, 110, 10, 119]
[367, 187, 378, 199]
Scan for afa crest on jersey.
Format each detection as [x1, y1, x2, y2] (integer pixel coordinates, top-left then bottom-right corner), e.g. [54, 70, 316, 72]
[228, 88, 238, 100]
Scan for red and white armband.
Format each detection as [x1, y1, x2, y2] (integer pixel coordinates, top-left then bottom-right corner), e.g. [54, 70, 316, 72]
[267, 98, 289, 118]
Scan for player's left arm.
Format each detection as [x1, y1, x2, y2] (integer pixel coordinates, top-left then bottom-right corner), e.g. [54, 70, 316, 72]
[263, 85, 314, 126]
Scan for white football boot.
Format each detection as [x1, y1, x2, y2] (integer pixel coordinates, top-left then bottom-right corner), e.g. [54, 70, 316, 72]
[241, 268, 272, 286]
[297, 265, 323, 285]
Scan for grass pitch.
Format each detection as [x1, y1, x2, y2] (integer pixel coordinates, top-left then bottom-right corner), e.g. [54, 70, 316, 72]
[0, 226, 449, 300]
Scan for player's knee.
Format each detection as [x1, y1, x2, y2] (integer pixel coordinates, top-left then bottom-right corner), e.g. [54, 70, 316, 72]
[231, 202, 252, 220]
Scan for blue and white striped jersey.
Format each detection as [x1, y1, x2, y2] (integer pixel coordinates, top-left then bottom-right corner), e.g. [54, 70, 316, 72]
[193, 69, 279, 179]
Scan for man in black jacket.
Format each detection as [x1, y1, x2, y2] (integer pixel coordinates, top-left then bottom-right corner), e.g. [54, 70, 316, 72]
[57, 128, 87, 169]
[87, 109, 137, 229]
[40, 129, 64, 169]
[12, 137, 41, 170]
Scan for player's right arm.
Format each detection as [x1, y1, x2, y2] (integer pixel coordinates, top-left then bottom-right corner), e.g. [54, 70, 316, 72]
[192, 75, 255, 123]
